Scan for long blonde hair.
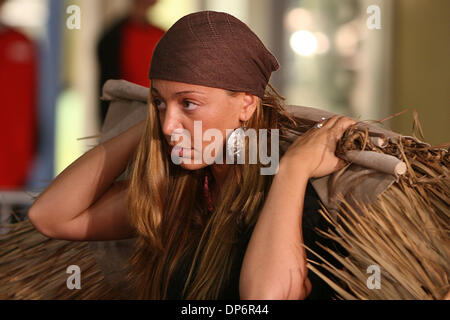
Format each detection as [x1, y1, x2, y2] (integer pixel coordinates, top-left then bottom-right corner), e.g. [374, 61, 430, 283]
[123, 84, 300, 299]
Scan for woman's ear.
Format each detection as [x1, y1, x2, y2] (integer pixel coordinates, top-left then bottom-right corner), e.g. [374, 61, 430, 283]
[239, 93, 258, 122]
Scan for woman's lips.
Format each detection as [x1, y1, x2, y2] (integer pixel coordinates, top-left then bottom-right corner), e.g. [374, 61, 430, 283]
[168, 146, 191, 157]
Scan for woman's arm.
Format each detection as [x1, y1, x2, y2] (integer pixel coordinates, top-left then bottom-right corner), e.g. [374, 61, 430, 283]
[239, 115, 356, 299]
[28, 120, 145, 240]
[239, 160, 311, 299]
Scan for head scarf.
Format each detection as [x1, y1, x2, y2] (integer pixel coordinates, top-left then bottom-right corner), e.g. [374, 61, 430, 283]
[148, 10, 279, 99]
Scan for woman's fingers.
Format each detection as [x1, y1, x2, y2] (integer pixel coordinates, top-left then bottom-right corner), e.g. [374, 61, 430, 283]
[320, 115, 342, 129]
[324, 116, 356, 143]
[331, 116, 356, 133]
[317, 115, 355, 131]
[315, 116, 356, 143]
[288, 115, 356, 178]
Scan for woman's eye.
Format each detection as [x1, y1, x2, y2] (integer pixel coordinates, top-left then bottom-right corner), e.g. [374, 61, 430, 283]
[153, 98, 197, 111]
[183, 100, 198, 111]
[153, 98, 166, 110]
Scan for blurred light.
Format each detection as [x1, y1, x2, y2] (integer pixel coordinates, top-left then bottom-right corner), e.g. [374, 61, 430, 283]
[315, 32, 329, 54]
[55, 89, 84, 176]
[290, 30, 318, 56]
[335, 22, 360, 57]
[205, 0, 248, 23]
[148, 0, 201, 30]
[0, 0, 48, 28]
[284, 8, 314, 32]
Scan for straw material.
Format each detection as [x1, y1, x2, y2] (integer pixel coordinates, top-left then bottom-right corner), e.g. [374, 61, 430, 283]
[0, 220, 121, 299]
[306, 124, 450, 300]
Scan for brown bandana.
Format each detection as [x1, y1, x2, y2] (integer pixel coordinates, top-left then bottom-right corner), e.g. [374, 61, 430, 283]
[148, 11, 279, 99]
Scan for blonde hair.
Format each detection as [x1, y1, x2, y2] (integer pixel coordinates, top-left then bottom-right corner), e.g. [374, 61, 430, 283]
[123, 84, 300, 299]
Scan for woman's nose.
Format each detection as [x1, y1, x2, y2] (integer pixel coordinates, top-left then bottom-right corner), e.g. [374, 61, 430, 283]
[161, 105, 183, 141]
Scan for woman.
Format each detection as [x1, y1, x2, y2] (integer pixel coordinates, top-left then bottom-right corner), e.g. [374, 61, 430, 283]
[28, 11, 355, 300]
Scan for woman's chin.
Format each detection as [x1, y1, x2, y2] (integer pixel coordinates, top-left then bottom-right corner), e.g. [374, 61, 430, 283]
[179, 161, 209, 171]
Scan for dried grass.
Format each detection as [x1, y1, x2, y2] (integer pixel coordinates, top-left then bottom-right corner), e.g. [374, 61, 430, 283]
[306, 117, 449, 300]
[0, 221, 121, 299]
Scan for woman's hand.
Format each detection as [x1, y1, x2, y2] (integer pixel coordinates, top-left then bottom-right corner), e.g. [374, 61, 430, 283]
[282, 115, 356, 179]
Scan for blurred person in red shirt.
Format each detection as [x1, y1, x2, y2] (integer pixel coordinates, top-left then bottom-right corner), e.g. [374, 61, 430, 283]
[0, 0, 38, 190]
[97, 0, 164, 125]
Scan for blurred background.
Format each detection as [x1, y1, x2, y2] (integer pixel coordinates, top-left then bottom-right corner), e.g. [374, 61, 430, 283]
[0, 0, 449, 228]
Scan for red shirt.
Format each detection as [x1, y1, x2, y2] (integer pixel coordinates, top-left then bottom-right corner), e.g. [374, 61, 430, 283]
[0, 26, 37, 189]
[119, 20, 165, 87]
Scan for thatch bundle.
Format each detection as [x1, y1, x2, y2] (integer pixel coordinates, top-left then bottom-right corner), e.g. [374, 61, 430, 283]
[0, 221, 121, 299]
[306, 124, 450, 300]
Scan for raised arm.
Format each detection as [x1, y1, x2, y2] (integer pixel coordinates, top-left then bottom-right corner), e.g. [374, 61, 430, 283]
[28, 120, 146, 241]
[239, 115, 356, 299]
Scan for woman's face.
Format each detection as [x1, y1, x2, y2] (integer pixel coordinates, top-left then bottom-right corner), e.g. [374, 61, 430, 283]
[150, 79, 257, 170]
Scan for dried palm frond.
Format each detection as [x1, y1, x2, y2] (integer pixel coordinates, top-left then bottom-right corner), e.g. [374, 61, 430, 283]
[0, 220, 120, 299]
[306, 119, 449, 300]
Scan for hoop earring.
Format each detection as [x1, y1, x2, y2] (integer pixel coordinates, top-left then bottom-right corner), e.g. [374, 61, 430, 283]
[226, 121, 248, 159]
